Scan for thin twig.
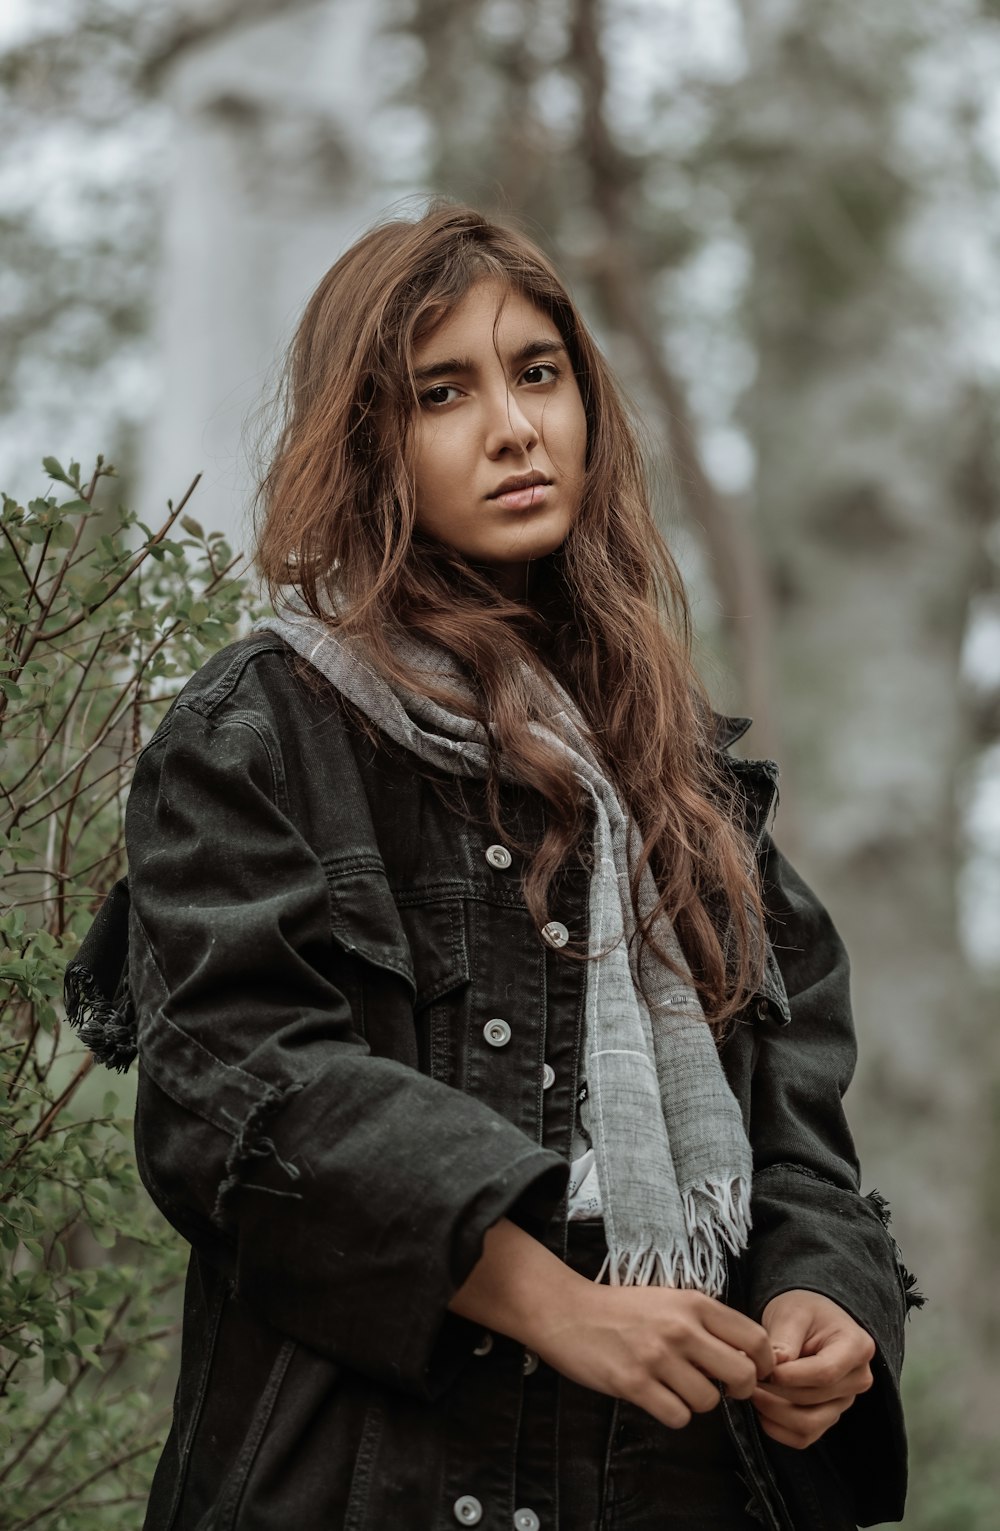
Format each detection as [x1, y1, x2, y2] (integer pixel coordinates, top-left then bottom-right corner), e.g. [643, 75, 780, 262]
[1, 1056, 95, 1176]
[1, 522, 36, 593]
[28, 477, 201, 645]
[5, 632, 107, 798]
[5, 1292, 134, 1493]
[7, 1434, 165, 1530]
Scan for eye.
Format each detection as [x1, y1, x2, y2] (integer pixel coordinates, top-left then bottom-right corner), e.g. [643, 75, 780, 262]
[521, 362, 560, 385]
[419, 383, 463, 408]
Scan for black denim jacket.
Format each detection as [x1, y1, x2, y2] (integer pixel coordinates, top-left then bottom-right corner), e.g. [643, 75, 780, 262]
[68, 632, 916, 1530]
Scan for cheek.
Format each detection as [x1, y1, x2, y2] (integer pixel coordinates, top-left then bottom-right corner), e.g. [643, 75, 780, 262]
[412, 430, 451, 508]
[555, 391, 587, 468]
[564, 404, 588, 486]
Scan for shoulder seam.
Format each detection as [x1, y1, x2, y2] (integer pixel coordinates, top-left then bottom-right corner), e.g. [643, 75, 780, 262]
[180, 634, 293, 721]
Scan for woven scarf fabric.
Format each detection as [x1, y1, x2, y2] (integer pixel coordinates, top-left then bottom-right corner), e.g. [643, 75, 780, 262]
[256, 609, 752, 1294]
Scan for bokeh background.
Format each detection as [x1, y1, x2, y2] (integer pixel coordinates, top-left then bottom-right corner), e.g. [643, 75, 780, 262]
[2, 0, 999, 1523]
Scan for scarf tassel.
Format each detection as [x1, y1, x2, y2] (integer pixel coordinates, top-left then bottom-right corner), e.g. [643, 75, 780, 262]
[593, 1176, 751, 1298]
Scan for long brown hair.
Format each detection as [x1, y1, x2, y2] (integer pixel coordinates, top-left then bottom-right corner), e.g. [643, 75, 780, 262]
[254, 200, 765, 1027]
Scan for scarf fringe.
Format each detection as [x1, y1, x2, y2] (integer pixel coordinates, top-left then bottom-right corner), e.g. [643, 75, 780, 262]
[594, 1176, 751, 1298]
[63, 961, 138, 1074]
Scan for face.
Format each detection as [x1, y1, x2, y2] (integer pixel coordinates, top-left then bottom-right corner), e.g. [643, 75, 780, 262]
[408, 279, 588, 597]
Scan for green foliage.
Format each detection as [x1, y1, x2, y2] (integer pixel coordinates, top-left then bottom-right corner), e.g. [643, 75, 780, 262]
[0, 458, 266, 1528]
[891, 1351, 1000, 1530]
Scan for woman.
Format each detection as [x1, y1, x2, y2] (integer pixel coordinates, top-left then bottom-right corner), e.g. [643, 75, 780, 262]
[67, 201, 916, 1530]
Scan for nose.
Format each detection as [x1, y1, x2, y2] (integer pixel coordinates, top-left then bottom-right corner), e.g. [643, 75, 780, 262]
[483, 385, 539, 459]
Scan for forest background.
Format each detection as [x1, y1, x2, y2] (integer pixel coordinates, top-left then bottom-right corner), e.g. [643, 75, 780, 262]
[1, 0, 999, 1527]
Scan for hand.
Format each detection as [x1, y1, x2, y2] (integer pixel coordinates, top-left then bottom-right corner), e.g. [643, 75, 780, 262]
[449, 1218, 775, 1434]
[752, 1289, 875, 1449]
[534, 1281, 776, 1432]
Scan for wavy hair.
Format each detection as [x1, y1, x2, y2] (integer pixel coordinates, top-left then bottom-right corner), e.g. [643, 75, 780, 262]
[254, 200, 765, 1027]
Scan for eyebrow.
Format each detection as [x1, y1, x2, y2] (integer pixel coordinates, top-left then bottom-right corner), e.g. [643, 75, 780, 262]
[413, 337, 568, 384]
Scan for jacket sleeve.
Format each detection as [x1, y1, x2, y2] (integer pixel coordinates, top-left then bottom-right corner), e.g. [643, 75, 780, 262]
[745, 832, 914, 1524]
[125, 699, 569, 1401]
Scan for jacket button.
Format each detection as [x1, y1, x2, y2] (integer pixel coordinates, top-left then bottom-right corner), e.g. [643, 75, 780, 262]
[483, 1018, 511, 1047]
[485, 844, 512, 870]
[522, 1348, 539, 1374]
[453, 1495, 483, 1524]
[542, 1063, 555, 1090]
[472, 1330, 493, 1356]
[540, 920, 569, 949]
[513, 1511, 540, 1531]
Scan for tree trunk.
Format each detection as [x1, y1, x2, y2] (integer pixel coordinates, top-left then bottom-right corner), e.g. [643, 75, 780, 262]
[729, 0, 997, 1409]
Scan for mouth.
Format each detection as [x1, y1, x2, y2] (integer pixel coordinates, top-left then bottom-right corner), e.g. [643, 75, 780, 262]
[487, 472, 552, 509]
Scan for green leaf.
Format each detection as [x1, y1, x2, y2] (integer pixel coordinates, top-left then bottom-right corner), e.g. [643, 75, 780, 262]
[42, 456, 72, 485]
[180, 515, 205, 539]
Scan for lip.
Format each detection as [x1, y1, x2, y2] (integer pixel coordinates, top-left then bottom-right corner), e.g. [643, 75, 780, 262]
[486, 471, 551, 500]
[486, 472, 552, 511]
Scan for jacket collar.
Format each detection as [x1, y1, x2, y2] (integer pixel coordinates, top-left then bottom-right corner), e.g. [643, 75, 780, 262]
[711, 712, 753, 751]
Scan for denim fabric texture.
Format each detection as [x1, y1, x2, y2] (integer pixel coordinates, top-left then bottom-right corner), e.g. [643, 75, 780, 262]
[84, 633, 911, 1530]
[523, 1220, 770, 1531]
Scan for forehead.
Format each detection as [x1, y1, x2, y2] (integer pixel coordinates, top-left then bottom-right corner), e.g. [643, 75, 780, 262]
[412, 279, 559, 360]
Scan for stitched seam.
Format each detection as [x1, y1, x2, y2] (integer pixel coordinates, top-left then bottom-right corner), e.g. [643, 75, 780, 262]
[344, 1399, 385, 1531]
[162, 1280, 229, 1531]
[218, 1339, 297, 1530]
[131, 915, 275, 1112]
[180, 636, 291, 718]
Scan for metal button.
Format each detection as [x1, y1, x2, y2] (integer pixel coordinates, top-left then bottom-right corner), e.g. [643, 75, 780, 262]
[522, 1348, 539, 1375]
[542, 1063, 555, 1090]
[485, 844, 512, 870]
[472, 1330, 493, 1357]
[513, 1511, 540, 1531]
[483, 1018, 511, 1047]
[540, 920, 569, 949]
[453, 1495, 483, 1525]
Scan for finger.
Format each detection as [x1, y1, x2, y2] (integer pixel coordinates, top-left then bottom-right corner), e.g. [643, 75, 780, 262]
[752, 1389, 855, 1448]
[651, 1358, 724, 1416]
[632, 1381, 693, 1432]
[682, 1333, 761, 1401]
[757, 1361, 873, 1407]
[766, 1338, 870, 1395]
[700, 1303, 775, 1378]
[760, 1302, 812, 1366]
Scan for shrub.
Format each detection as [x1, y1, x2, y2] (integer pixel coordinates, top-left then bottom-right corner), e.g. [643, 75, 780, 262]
[0, 457, 265, 1529]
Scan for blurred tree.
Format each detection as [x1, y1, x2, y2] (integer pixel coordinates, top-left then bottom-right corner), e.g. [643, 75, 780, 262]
[0, 0, 172, 503]
[719, 0, 1000, 1395]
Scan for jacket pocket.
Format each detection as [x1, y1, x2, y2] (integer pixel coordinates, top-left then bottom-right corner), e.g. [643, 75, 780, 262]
[322, 855, 416, 998]
[322, 859, 471, 1080]
[396, 893, 472, 1086]
[177, 1284, 302, 1529]
[215, 1338, 296, 1530]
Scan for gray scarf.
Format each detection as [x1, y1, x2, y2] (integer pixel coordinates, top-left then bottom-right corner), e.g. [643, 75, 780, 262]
[256, 609, 752, 1295]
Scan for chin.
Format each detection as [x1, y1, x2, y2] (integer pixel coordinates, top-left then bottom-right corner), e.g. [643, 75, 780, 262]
[489, 525, 572, 566]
